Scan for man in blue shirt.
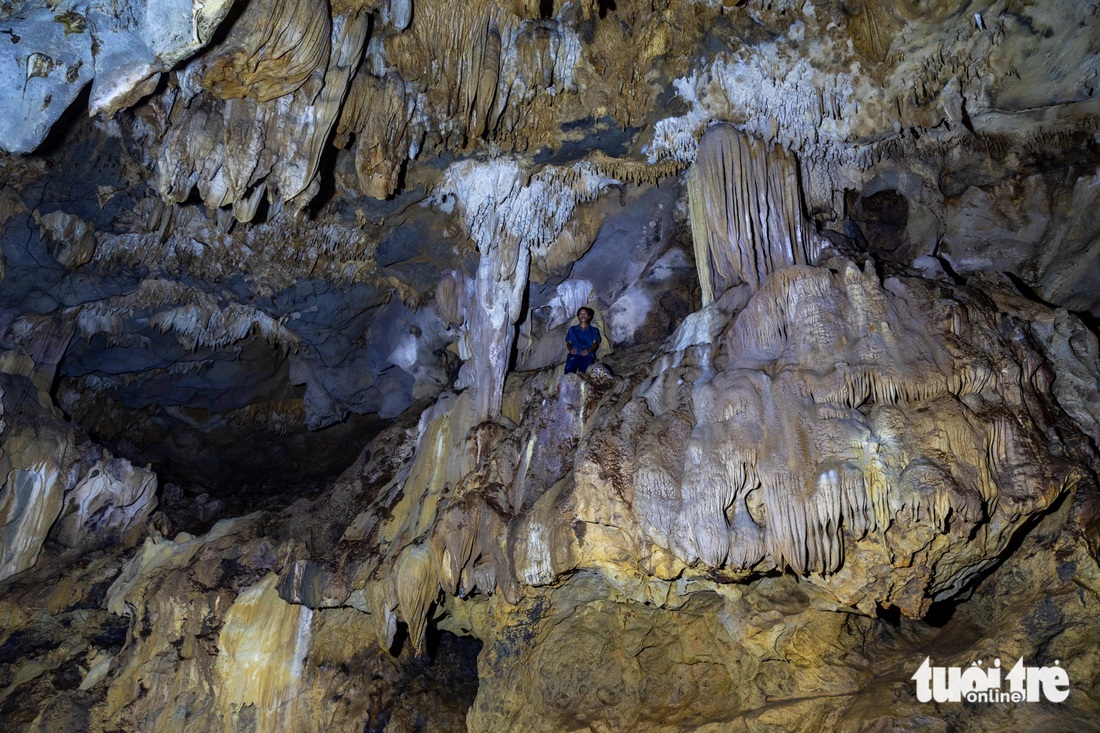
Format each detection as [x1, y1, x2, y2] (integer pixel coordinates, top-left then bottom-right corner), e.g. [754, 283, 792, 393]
[565, 307, 601, 374]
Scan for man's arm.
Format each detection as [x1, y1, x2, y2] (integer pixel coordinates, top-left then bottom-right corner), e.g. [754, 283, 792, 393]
[566, 331, 577, 354]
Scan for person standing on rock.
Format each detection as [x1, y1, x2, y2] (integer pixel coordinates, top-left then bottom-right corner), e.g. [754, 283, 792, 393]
[565, 306, 601, 374]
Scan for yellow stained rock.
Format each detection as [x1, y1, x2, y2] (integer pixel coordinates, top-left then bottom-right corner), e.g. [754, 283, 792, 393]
[215, 573, 313, 727]
[201, 0, 332, 103]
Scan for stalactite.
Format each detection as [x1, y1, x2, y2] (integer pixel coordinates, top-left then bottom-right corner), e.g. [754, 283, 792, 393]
[154, 9, 371, 219]
[225, 399, 307, 436]
[436, 158, 612, 422]
[687, 124, 823, 302]
[435, 270, 473, 331]
[470, 227, 531, 424]
[94, 217, 386, 293]
[432, 498, 480, 595]
[394, 544, 438, 650]
[649, 261, 1082, 578]
[383, 0, 581, 157]
[200, 0, 332, 103]
[846, 0, 898, 64]
[74, 280, 301, 353]
[365, 579, 399, 650]
[863, 445, 893, 533]
[149, 302, 301, 351]
[586, 152, 688, 185]
[335, 70, 420, 199]
[727, 495, 767, 570]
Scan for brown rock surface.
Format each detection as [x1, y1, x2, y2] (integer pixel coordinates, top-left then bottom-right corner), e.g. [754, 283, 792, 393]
[1, 0, 1099, 731]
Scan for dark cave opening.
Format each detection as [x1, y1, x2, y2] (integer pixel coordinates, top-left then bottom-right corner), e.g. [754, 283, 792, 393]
[860, 189, 909, 230]
[368, 628, 483, 733]
[52, 352, 388, 494]
[846, 187, 911, 263]
[875, 602, 902, 627]
[923, 599, 958, 628]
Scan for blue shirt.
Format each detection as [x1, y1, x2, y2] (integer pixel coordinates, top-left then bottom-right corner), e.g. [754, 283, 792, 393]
[566, 324, 601, 353]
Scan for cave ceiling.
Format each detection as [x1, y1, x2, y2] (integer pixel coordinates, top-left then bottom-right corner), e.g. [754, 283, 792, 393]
[0, 0, 1098, 489]
[3, 2, 1100, 730]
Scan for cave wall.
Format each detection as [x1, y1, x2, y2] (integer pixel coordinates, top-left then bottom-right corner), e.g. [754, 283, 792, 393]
[1, 0, 1100, 731]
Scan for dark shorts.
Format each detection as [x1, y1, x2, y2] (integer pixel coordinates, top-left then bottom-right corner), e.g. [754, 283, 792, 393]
[565, 353, 595, 374]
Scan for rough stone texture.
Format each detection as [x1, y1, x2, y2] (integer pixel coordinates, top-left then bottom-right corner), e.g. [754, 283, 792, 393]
[0, 0, 1099, 731]
[0, 0, 235, 153]
[4, 258, 1097, 730]
[0, 7, 95, 155]
[345, 256, 1096, 631]
[0, 371, 157, 583]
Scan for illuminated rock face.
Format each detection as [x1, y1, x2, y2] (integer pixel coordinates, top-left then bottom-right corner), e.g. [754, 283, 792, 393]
[0, 372, 157, 583]
[340, 260, 1095, 718]
[4, 260, 1086, 732]
[1, 0, 1100, 731]
[0, 0, 234, 153]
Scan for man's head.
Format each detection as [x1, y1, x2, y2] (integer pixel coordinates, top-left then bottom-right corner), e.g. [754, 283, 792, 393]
[577, 307, 594, 323]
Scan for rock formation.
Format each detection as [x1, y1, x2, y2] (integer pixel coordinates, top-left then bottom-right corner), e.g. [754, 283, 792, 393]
[1, 0, 1099, 731]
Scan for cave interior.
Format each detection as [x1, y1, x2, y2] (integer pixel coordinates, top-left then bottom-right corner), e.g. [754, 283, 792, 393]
[1, 0, 1100, 730]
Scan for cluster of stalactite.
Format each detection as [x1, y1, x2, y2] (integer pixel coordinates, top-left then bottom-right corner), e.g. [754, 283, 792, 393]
[687, 124, 824, 301]
[334, 257, 1091, 652]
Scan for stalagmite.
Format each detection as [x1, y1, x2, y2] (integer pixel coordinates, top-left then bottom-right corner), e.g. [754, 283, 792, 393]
[2, 2, 1100, 730]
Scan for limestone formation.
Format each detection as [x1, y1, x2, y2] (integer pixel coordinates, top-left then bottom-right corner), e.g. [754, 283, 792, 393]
[0, 0, 235, 153]
[688, 123, 824, 300]
[348, 258, 1091, 635]
[0, 372, 157, 583]
[0, 0, 1099, 731]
